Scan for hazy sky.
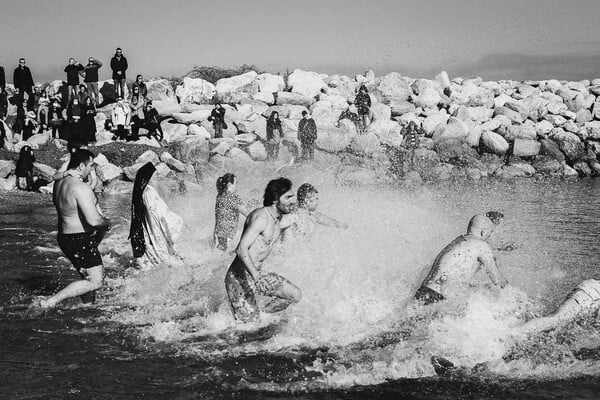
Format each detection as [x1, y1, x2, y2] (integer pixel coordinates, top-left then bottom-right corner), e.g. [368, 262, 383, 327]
[1, 0, 599, 82]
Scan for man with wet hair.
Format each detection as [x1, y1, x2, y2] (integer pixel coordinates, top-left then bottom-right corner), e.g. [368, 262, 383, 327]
[225, 177, 301, 322]
[38, 149, 111, 308]
[415, 214, 508, 305]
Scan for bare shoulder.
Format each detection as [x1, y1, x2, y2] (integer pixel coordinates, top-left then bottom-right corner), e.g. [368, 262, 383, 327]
[246, 207, 269, 226]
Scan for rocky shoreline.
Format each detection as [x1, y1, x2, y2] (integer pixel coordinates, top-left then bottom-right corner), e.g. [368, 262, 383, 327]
[2, 68, 600, 193]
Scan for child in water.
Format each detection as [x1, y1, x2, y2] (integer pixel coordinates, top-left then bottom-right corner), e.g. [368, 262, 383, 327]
[284, 183, 348, 241]
[213, 173, 251, 251]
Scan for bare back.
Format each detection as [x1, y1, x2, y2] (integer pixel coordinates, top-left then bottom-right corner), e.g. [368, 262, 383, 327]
[422, 235, 496, 297]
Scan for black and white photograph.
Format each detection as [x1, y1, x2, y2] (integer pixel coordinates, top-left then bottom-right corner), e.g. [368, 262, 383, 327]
[1, 1, 600, 399]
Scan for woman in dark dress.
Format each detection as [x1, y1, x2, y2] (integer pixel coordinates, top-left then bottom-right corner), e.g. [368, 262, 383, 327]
[80, 96, 97, 143]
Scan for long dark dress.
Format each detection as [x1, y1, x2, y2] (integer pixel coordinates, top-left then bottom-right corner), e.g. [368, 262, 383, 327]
[80, 104, 97, 143]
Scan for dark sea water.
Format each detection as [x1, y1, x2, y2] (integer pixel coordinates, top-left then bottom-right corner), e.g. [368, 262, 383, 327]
[1, 176, 600, 399]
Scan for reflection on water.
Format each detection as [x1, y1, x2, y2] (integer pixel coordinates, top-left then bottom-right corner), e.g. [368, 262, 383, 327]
[1, 173, 600, 398]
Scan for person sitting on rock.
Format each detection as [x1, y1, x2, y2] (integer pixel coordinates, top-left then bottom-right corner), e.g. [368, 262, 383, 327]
[141, 101, 163, 142]
[132, 74, 148, 99]
[354, 85, 371, 133]
[15, 145, 35, 190]
[208, 103, 226, 138]
[414, 214, 508, 305]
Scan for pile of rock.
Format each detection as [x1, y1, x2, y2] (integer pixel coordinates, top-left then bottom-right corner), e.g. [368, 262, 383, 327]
[2, 68, 600, 192]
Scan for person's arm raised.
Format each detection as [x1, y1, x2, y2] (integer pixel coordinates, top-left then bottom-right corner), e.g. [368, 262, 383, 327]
[236, 212, 267, 282]
[312, 211, 348, 229]
[76, 184, 110, 231]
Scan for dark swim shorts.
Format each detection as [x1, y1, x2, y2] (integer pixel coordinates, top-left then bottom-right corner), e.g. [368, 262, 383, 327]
[57, 232, 103, 272]
[414, 286, 445, 305]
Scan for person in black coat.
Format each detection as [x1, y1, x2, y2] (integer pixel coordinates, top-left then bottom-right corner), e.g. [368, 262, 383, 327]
[0, 63, 6, 119]
[15, 145, 35, 190]
[64, 58, 84, 103]
[48, 98, 64, 139]
[110, 48, 128, 99]
[354, 85, 371, 133]
[208, 103, 226, 138]
[266, 111, 283, 161]
[80, 97, 97, 144]
[83, 57, 102, 105]
[298, 111, 317, 161]
[13, 58, 34, 110]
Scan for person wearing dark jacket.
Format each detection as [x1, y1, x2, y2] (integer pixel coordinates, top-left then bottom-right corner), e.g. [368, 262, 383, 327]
[208, 103, 226, 138]
[354, 85, 371, 133]
[64, 58, 84, 103]
[48, 98, 64, 139]
[80, 97, 97, 144]
[110, 48, 128, 99]
[0, 63, 6, 119]
[83, 57, 102, 105]
[13, 58, 34, 110]
[16, 145, 35, 190]
[298, 111, 317, 161]
[141, 101, 163, 141]
[132, 75, 148, 99]
[266, 111, 283, 161]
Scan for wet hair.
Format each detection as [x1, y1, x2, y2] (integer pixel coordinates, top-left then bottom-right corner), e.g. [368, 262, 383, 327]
[216, 173, 235, 195]
[263, 177, 292, 206]
[129, 162, 156, 258]
[359, 84, 368, 93]
[297, 183, 318, 208]
[67, 149, 94, 170]
[485, 211, 504, 226]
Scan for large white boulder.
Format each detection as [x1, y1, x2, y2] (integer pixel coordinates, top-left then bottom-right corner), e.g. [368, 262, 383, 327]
[169, 135, 210, 163]
[0, 177, 16, 191]
[134, 150, 160, 165]
[215, 71, 259, 103]
[146, 79, 177, 103]
[310, 101, 342, 128]
[422, 114, 450, 136]
[276, 91, 314, 107]
[370, 103, 392, 122]
[432, 117, 470, 142]
[287, 69, 327, 98]
[152, 100, 182, 117]
[257, 73, 285, 93]
[188, 124, 211, 139]
[481, 131, 509, 154]
[315, 127, 353, 152]
[160, 121, 188, 143]
[369, 120, 403, 148]
[95, 162, 122, 182]
[246, 141, 268, 161]
[253, 91, 275, 104]
[175, 77, 216, 105]
[414, 87, 442, 109]
[0, 160, 15, 178]
[348, 134, 381, 156]
[513, 139, 541, 157]
[377, 72, 412, 102]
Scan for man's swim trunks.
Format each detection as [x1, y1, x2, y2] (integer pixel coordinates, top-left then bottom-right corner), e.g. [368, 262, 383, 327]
[57, 232, 103, 272]
[225, 256, 292, 322]
[566, 279, 600, 309]
[415, 286, 445, 305]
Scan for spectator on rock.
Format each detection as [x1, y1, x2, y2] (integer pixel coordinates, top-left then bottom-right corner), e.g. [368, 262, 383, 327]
[15, 145, 35, 191]
[0, 61, 5, 119]
[208, 103, 226, 139]
[12, 98, 27, 136]
[80, 96, 97, 144]
[142, 101, 163, 142]
[22, 111, 38, 141]
[354, 85, 371, 133]
[66, 97, 82, 142]
[64, 58, 84, 103]
[298, 111, 317, 162]
[111, 97, 130, 140]
[37, 89, 50, 133]
[48, 98, 64, 139]
[13, 58, 34, 109]
[83, 57, 102, 105]
[129, 85, 145, 141]
[110, 48, 128, 99]
[132, 74, 148, 99]
[266, 111, 283, 161]
[400, 121, 423, 172]
[77, 85, 90, 105]
[31, 85, 43, 118]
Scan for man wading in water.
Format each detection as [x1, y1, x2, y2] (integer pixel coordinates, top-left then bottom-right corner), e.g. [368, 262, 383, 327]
[38, 149, 111, 308]
[225, 177, 301, 322]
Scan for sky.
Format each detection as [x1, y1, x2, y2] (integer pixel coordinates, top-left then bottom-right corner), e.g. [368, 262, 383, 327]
[1, 0, 599, 83]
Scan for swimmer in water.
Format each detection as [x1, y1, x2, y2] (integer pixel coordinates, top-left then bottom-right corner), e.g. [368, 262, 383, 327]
[415, 214, 508, 305]
[284, 183, 348, 241]
[213, 173, 251, 251]
[224, 177, 302, 323]
[38, 149, 111, 308]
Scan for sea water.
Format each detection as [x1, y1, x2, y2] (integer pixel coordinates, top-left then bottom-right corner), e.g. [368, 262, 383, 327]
[1, 160, 600, 399]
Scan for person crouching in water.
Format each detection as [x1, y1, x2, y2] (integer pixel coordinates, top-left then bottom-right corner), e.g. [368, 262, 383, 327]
[15, 145, 35, 190]
[129, 162, 184, 270]
[414, 214, 508, 305]
[284, 183, 348, 241]
[213, 173, 250, 251]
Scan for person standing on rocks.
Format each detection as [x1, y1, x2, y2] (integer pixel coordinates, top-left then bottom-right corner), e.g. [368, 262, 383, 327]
[110, 48, 128, 99]
[38, 149, 111, 308]
[354, 85, 371, 134]
[13, 58, 34, 110]
[0, 62, 7, 120]
[298, 111, 317, 162]
[400, 121, 423, 172]
[83, 57, 103, 105]
[208, 103, 226, 138]
[64, 58, 84, 103]
[129, 85, 145, 141]
[266, 111, 283, 161]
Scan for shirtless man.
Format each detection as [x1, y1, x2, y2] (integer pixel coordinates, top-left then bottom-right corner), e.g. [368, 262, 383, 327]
[225, 177, 302, 322]
[38, 149, 110, 308]
[415, 214, 508, 305]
